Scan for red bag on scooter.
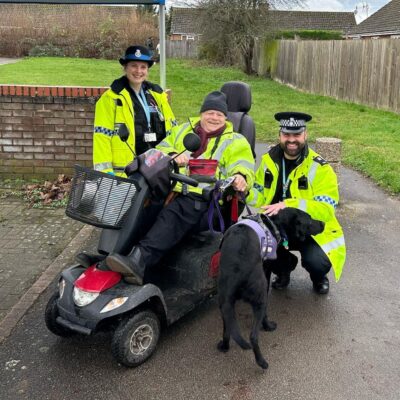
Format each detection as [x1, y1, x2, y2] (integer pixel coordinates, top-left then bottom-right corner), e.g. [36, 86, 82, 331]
[188, 159, 218, 183]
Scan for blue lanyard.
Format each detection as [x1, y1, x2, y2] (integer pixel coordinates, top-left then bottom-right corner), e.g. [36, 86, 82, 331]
[135, 87, 152, 131]
[282, 159, 290, 200]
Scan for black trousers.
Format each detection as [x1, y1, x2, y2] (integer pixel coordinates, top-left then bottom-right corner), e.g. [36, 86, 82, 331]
[138, 195, 209, 268]
[267, 236, 331, 282]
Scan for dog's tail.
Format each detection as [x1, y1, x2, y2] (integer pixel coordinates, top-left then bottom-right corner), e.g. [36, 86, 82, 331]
[232, 326, 251, 350]
[221, 303, 251, 350]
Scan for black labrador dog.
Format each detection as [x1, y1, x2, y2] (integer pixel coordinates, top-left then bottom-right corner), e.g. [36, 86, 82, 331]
[217, 207, 324, 369]
[271, 207, 325, 243]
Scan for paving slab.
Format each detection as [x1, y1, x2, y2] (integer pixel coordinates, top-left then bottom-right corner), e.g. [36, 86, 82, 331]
[0, 192, 92, 330]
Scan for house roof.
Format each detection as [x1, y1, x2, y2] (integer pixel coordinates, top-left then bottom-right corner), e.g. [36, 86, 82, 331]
[170, 7, 202, 35]
[169, 7, 357, 36]
[348, 0, 400, 36]
[266, 10, 357, 33]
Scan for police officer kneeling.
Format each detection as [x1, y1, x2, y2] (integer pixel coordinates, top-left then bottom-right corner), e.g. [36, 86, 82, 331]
[247, 112, 346, 294]
[106, 91, 255, 285]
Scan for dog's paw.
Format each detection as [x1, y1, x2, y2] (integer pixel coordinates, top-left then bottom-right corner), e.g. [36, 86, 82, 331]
[217, 341, 230, 353]
[262, 319, 277, 332]
[257, 359, 269, 370]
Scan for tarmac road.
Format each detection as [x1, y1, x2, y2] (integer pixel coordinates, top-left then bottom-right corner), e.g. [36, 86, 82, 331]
[0, 144, 399, 400]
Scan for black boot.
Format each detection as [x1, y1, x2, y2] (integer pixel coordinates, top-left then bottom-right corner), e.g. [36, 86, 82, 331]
[312, 276, 329, 294]
[271, 274, 291, 290]
[106, 247, 145, 285]
[75, 253, 105, 268]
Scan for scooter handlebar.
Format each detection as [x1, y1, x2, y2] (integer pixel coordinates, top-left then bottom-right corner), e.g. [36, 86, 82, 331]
[170, 172, 199, 187]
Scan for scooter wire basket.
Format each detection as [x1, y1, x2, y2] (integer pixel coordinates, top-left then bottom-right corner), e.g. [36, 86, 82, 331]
[66, 165, 139, 230]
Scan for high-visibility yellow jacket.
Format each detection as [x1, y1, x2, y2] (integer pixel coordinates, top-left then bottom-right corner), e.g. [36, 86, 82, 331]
[247, 144, 346, 281]
[157, 118, 255, 195]
[93, 78, 176, 176]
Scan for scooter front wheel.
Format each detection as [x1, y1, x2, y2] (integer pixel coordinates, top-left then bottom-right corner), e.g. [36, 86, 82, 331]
[44, 293, 75, 337]
[111, 310, 160, 367]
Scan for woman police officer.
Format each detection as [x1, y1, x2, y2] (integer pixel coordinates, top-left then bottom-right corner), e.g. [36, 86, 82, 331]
[93, 45, 176, 176]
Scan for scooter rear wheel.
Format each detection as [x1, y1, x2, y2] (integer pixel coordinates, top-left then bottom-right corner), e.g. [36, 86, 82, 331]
[44, 293, 75, 337]
[111, 310, 160, 367]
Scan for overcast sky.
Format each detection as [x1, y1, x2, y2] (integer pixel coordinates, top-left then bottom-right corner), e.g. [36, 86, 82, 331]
[296, 0, 390, 22]
[168, 1, 392, 23]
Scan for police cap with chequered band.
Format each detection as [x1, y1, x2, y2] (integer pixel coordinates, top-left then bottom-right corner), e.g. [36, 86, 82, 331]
[119, 45, 154, 67]
[275, 112, 312, 134]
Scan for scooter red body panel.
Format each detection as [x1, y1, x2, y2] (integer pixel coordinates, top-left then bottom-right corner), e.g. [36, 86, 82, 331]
[75, 265, 121, 293]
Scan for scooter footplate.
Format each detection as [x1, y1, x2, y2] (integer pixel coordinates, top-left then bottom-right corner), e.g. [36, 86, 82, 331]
[56, 316, 92, 335]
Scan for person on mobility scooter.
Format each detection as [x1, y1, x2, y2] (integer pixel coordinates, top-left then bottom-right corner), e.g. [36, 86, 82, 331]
[45, 84, 256, 368]
[106, 90, 255, 285]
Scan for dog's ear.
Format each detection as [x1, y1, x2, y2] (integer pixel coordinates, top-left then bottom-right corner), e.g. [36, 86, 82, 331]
[294, 217, 325, 240]
[310, 219, 325, 235]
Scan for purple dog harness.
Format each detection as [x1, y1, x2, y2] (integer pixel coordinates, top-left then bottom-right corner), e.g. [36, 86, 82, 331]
[235, 218, 278, 260]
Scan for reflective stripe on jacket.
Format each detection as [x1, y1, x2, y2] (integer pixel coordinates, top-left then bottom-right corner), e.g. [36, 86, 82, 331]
[157, 117, 255, 195]
[247, 144, 346, 281]
[93, 79, 176, 177]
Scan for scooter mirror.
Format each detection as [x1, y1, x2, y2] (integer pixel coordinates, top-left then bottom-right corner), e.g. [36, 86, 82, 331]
[183, 133, 201, 153]
[116, 124, 130, 142]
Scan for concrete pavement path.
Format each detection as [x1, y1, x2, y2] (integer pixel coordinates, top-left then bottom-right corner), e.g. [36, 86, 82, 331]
[0, 58, 21, 65]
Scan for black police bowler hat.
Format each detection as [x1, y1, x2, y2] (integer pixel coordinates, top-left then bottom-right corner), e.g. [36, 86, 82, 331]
[119, 45, 154, 67]
[275, 111, 312, 134]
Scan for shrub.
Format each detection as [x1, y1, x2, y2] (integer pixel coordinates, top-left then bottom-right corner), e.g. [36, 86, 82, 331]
[29, 44, 65, 57]
[274, 30, 343, 40]
[0, 4, 158, 58]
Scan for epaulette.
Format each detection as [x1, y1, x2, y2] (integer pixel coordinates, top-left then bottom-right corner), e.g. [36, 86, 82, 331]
[313, 155, 328, 166]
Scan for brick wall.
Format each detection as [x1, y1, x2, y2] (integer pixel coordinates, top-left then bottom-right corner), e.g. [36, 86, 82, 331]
[0, 85, 107, 180]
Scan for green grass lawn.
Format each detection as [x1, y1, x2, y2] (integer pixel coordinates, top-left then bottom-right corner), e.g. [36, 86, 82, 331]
[1, 57, 400, 194]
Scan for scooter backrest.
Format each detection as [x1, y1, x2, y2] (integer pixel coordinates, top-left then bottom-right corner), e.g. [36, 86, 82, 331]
[220, 81, 256, 156]
[221, 81, 252, 113]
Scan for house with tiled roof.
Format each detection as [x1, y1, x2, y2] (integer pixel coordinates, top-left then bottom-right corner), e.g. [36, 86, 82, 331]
[169, 7, 356, 40]
[169, 7, 202, 40]
[347, 0, 400, 39]
[266, 10, 356, 35]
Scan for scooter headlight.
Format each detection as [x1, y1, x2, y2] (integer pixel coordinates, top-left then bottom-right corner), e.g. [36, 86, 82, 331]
[58, 278, 66, 299]
[73, 287, 99, 307]
[100, 297, 129, 314]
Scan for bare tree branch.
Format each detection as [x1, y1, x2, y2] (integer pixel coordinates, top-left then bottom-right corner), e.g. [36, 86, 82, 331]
[187, 0, 304, 74]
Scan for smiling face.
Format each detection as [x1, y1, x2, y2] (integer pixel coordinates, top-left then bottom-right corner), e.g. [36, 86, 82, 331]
[124, 61, 149, 90]
[200, 110, 226, 133]
[279, 129, 308, 159]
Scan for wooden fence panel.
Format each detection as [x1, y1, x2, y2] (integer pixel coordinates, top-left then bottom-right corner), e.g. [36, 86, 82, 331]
[166, 40, 198, 59]
[268, 39, 400, 114]
[389, 41, 400, 111]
